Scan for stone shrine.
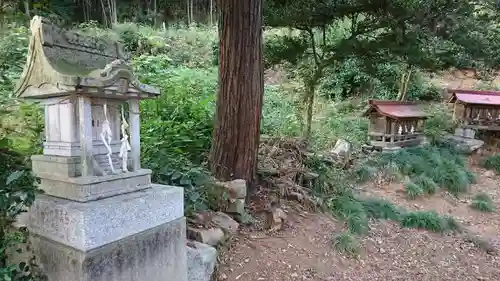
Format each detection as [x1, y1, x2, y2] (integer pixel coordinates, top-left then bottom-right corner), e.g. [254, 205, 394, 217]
[15, 16, 187, 281]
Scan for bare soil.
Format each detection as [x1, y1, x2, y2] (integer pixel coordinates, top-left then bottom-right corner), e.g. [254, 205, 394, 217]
[215, 159, 500, 281]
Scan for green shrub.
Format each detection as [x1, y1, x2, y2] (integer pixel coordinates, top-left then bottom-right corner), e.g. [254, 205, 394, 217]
[400, 211, 459, 233]
[0, 140, 43, 280]
[482, 155, 500, 173]
[310, 101, 369, 150]
[405, 180, 424, 199]
[261, 85, 302, 136]
[423, 103, 455, 143]
[470, 192, 495, 212]
[333, 232, 359, 257]
[132, 57, 217, 214]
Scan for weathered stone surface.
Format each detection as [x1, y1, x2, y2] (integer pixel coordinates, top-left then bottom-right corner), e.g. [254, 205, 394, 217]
[187, 227, 224, 246]
[211, 212, 239, 234]
[444, 134, 484, 153]
[226, 198, 245, 215]
[331, 138, 352, 157]
[266, 208, 287, 231]
[226, 179, 247, 199]
[34, 169, 152, 202]
[15, 16, 159, 100]
[31, 217, 187, 281]
[192, 211, 213, 228]
[303, 172, 319, 181]
[187, 241, 217, 281]
[29, 184, 183, 251]
[216, 179, 247, 199]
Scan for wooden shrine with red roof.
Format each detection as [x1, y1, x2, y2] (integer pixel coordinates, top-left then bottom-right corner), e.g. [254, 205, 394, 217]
[363, 100, 427, 149]
[448, 89, 500, 131]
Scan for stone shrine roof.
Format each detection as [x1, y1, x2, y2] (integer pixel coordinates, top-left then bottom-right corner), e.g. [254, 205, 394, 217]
[447, 89, 500, 106]
[15, 16, 160, 100]
[363, 100, 427, 119]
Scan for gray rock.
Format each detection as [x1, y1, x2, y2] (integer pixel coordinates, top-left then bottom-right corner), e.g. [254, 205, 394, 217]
[212, 212, 239, 234]
[216, 179, 247, 199]
[443, 134, 484, 153]
[187, 227, 225, 246]
[331, 139, 352, 157]
[226, 198, 245, 215]
[187, 241, 217, 281]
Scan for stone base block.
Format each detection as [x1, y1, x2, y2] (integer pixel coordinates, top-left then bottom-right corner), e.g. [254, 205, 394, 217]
[37, 169, 152, 202]
[187, 241, 217, 281]
[29, 184, 183, 251]
[32, 154, 134, 178]
[31, 217, 188, 281]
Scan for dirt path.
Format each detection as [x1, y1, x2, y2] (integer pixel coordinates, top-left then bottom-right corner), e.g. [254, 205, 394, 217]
[216, 163, 500, 281]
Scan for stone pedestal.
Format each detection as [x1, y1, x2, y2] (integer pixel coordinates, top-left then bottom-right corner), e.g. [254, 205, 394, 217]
[17, 16, 187, 281]
[28, 185, 188, 281]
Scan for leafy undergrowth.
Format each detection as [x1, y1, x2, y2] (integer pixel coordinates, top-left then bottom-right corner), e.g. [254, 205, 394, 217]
[470, 192, 495, 212]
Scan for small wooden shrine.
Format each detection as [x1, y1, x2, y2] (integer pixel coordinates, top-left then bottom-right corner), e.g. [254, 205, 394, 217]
[448, 89, 500, 131]
[363, 100, 427, 149]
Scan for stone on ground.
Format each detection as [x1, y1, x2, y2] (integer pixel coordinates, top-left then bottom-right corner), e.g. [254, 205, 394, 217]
[331, 138, 352, 157]
[444, 134, 484, 153]
[187, 227, 225, 246]
[212, 211, 240, 234]
[266, 207, 287, 231]
[187, 241, 217, 281]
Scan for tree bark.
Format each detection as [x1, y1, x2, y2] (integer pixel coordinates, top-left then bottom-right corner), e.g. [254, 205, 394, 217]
[397, 65, 413, 101]
[209, 0, 264, 187]
[304, 83, 315, 139]
[24, 0, 30, 19]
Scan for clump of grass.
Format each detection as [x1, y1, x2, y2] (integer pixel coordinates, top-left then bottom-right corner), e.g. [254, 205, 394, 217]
[360, 198, 402, 221]
[327, 193, 369, 235]
[413, 175, 438, 194]
[443, 216, 462, 233]
[357, 145, 474, 196]
[333, 231, 359, 258]
[482, 155, 500, 173]
[405, 181, 424, 199]
[470, 192, 495, 212]
[347, 214, 369, 235]
[400, 211, 460, 233]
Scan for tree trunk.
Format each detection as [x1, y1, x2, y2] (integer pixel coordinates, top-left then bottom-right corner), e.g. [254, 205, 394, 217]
[153, 0, 157, 26]
[209, 0, 264, 187]
[397, 65, 413, 101]
[304, 83, 315, 139]
[190, 0, 194, 23]
[186, 0, 190, 24]
[210, 0, 213, 25]
[0, 0, 4, 28]
[112, 0, 118, 25]
[24, 0, 30, 19]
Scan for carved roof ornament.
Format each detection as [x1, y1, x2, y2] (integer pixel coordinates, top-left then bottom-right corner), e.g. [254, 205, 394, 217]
[15, 16, 160, 100]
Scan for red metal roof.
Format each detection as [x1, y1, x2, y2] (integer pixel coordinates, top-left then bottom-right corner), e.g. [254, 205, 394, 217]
[364, 100, 427, 119]
[447, 89, 500, 105]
